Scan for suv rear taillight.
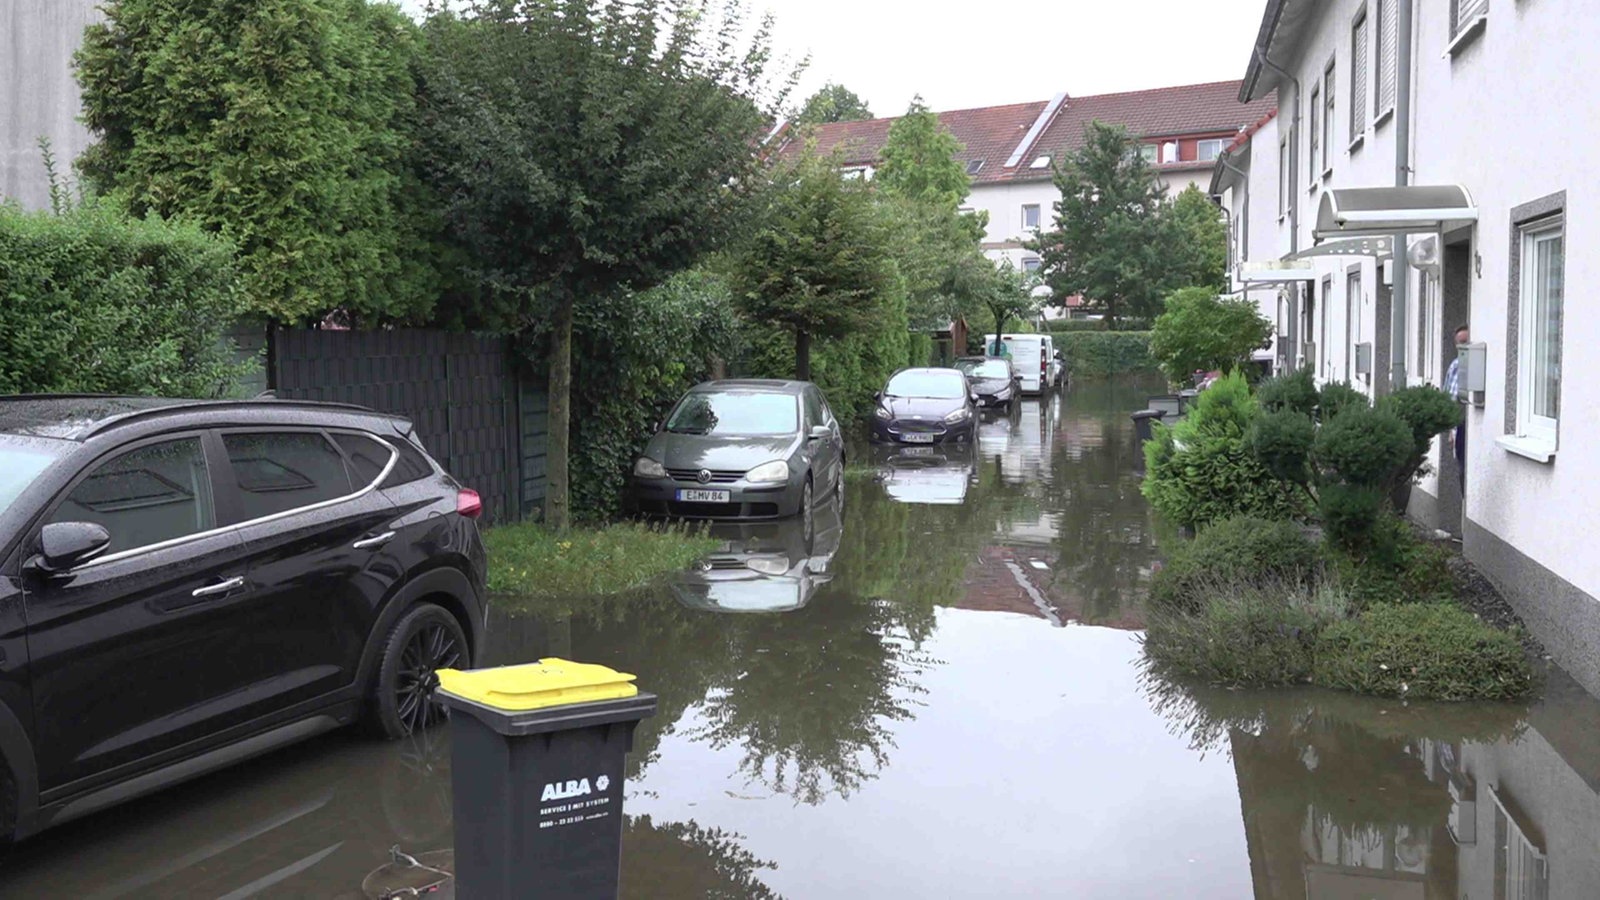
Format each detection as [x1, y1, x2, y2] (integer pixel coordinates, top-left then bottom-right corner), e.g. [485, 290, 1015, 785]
[457, 489, 483, 519]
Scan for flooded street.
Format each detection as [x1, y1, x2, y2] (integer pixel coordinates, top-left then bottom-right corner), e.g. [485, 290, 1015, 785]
[5, 375, 1600, 899]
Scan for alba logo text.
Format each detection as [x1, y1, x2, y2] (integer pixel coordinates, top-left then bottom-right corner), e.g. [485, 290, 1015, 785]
[541, 779, 593, 802]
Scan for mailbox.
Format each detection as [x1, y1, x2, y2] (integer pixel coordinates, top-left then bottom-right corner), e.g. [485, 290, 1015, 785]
[1353, 342, 1373, 376]
[1456, 341, 1487, 404]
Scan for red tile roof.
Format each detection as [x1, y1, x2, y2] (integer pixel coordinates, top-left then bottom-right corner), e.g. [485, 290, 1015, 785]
[773, 81, 1277, 187]
[1009, 81, 1277, 183]
[774, 101, 1048, 185]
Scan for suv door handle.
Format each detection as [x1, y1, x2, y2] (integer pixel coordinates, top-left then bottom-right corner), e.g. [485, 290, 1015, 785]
[353, 531, 396, 550]
[191, 576, 245, 598]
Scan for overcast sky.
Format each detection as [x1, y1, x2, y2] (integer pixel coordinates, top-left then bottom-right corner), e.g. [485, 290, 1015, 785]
[397, 0, 1267, 116]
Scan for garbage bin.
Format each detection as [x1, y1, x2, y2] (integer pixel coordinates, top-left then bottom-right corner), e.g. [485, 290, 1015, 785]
[435, 658, 658, 900]
[1130, 409, 1166, 445]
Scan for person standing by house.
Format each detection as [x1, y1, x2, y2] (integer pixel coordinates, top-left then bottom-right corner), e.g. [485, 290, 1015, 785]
[1443, 324, 1470, 496]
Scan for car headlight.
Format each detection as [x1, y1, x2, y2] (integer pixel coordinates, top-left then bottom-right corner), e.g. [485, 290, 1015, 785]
[874, 406, 891, 420]
[633, 456, 668, 479]
[746, 460, 790, 484]
[745, 556, 791, 576]
[943, 408, 971, 424]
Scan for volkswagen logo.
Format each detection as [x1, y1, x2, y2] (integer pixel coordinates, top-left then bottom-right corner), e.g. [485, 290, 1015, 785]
[697, 469, 713, 484]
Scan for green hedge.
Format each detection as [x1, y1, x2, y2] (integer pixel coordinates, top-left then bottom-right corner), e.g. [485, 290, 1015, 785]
[1058, 331, 1155, 378]
[0, 202, 247, 396]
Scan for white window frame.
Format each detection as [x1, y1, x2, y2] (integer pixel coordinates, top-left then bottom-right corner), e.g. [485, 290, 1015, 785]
[1021, 204, 1041, 231]
[1515, 216, 1563, 448]
[1375, 0, 1397, 121]
[1322, 60, 1336, 176]
[1350, 7, 1369, 144]
[1197, 139, 1225, 162]
[1138, 144, 1158, 164]
[1308, 84, 1321, 184]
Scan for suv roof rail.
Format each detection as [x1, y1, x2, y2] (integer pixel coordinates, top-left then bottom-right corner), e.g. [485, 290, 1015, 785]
[80, 398, 405, 437]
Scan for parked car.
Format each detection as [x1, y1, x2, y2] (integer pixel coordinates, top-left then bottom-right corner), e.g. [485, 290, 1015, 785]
[869, 368, 979, 445]
[667, 491, 843, 614]
[953, 356, 1020, 411]
[0, 395, 488, 844]
[983, 333, 1064, 394]
[630, 380, 845, 526]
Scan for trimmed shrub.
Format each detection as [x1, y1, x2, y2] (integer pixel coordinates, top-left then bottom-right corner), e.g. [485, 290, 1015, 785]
[0, 202, 246, 396]
[1312, 406, 1413, 486]
[1379, 385, 1462, 481]
[1326, 514, 1458, 609]
[1315, 381, 1368, 422]
[1057, 331, 1155, 378]
[1150, 515, 1321, 614]
[1313, 603, 1535, 700]
[1143, 373, 1302, 529]
[1256, 367, 1318, 416]
[1317, 483, 1388, 552]
[1043, 319, 1110, 333]
[1247, 410, 1316, 486]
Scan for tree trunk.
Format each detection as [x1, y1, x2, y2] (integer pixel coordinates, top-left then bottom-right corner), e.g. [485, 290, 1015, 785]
[795, 330, 811, 381]
[545, 295, 574, 530]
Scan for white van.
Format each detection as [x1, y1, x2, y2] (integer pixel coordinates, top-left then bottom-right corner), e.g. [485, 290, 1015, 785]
[984, 333, 1061, 395]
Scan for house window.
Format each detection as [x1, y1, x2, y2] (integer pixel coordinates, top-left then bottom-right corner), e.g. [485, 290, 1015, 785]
[1197, 139, 1225, 162]
[1515, 216, 1564, 446]
[1308, 85, 1321, 182]
[1138, 144, 1158, 164]
[1320, 276, 1333, 380]
[1030, 155, 1051, 169]
[1322, 61, 1336, 173]
[1021, 204, 1041, 230]
[1376, 0, 1398, 116]
[1345, 269, 1362, 381]
[1022, 256, 1042, 273]
[1351, 8, 1370, 142]
[966, 159, 985, 176]
[1453, 0, 1489, 36]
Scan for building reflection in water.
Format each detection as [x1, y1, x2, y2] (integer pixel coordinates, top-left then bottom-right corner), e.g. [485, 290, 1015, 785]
[1146, 666, 1600, 900]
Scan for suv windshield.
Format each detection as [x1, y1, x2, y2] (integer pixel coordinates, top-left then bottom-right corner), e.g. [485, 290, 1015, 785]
[885, 371, 966, 400]
[0, 435, 70, 514]
[955, 359, 1011, 380]
[666, 391, 799, 436]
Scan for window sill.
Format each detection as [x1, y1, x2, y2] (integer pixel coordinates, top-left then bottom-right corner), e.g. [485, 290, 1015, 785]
[1446, 15, 1487, 58]
[1348, 133, 1366, 154]
[1496, 434, 1555, 463]
[1321, 167, 1334, 182]
[1374, 107, 1395, 129]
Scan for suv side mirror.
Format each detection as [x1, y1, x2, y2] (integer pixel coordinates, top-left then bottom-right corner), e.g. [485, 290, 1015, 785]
[34, 521, 112, 574]
[809, 425, 831, 440]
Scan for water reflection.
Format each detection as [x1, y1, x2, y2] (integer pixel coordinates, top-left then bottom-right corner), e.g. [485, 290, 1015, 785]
[1145, 666, 1600, 899]
[869, 443, 978, 505]
[667, 495, 844, 614]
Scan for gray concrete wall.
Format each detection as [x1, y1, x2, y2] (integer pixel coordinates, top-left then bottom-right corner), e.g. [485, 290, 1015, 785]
[1, 0, 102, 210]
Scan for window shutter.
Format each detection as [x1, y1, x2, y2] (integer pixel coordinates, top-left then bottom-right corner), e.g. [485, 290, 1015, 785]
[1377, 0, 1398, 113]
[1351, 12, 1369, 141]
[1455, 0, 1489, 32]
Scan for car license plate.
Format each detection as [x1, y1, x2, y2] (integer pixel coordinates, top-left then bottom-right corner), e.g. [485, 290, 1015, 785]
[899, 432, 936, 444]
[676, 489, 731, 503]
[899, 446, 938, 458]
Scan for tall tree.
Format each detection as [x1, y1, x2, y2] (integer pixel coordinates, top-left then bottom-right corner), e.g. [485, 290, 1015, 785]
[1031, 122, 1169, 327]
[75, 0, 436, 323]
[416, 1, 788, 528]
[875, 98, 969, 209]
[729, 152, 901, 381]
[793, 82, 873, 126]
[1166, 184, 1229, 291]
[978, 262, 1040, 352]
[875, 98, 988, 330]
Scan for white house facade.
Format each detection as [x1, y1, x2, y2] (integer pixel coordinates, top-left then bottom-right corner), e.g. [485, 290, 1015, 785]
[1225, 0, 1600, 698]
[0, 0, 101, 210]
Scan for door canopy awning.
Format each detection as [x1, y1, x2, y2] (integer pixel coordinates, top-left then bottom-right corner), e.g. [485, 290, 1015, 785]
[1240, 259, 1316, 282]
[1291, 235, 1395, 260]
[1315, 185, 1477, 239]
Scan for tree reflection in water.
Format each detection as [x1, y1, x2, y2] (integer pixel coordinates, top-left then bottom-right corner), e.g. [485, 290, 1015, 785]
[621, 814, 781, 899]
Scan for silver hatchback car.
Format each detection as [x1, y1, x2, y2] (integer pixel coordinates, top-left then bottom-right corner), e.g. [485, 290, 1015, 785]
[629, 380, 846, 526]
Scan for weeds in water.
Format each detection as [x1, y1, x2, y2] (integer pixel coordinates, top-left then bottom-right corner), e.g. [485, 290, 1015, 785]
[484, 521, 718, 598]
[1313, 603, 1535, 701]
[1143, 575, 1351, 687]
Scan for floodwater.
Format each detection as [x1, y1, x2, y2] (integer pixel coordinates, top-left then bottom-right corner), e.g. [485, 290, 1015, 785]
[5, 375, 1600, 899]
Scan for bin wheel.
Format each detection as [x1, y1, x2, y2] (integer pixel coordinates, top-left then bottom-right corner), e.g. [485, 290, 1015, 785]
[372, 603, 469, 739]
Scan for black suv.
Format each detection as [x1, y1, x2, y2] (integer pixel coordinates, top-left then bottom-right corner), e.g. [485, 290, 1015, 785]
[0, 396, 488, 844]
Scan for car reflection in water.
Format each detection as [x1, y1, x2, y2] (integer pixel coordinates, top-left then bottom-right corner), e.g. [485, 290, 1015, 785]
[669, 493, 844, 614]
[869, 441, 979, 505]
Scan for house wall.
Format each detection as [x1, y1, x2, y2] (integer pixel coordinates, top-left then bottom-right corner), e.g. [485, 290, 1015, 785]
[0, 0, 101, 209]
[966, 179, 1060, 270]
[1406, 0, 1600, 695]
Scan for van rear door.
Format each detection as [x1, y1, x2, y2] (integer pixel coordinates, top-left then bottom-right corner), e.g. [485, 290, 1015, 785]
[1001, 336, 1045, 394]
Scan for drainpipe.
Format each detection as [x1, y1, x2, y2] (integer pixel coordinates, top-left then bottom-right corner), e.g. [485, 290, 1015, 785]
[1389, 0, 1415, 391]
[1254, 44, 1304, 368]
[1217, 152, 1251, 290]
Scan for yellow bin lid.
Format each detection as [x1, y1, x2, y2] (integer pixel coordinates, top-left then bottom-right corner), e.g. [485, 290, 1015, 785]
[436, 658, 639, 711]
